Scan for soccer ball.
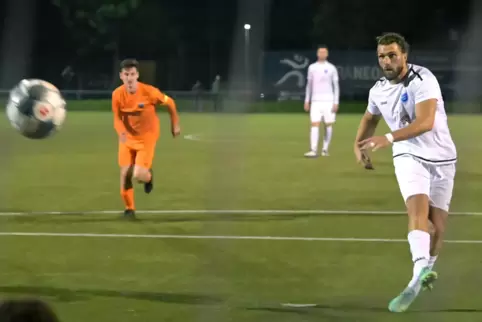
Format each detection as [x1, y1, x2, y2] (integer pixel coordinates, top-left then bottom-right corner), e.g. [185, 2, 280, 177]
[6, 79, 66, 139]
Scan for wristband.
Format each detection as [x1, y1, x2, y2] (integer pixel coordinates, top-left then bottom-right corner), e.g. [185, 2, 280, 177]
[385, 133, 394, 144]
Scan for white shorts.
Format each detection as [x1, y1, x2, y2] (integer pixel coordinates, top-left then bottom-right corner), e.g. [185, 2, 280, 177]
[310, 101, 336, 124]
[393, 155, 456, 212]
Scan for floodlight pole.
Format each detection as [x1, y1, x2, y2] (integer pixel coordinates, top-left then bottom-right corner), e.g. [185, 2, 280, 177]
[243, 24, 251, 96]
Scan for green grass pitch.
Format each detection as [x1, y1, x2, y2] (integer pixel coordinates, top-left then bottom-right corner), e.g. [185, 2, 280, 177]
[1, 108, 482, 321]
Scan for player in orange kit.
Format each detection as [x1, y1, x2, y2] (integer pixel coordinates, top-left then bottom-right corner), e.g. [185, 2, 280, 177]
[112, 59, 180, 219]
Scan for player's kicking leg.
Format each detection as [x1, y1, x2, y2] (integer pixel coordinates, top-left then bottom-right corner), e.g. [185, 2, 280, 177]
[388, 193, 437, 312]
[388, 161, 455, 313]
[388, 156, 436, 312]
[305, 102, 322, 157]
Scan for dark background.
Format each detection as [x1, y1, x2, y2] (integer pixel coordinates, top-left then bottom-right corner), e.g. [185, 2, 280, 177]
[0, 0, 477, 98]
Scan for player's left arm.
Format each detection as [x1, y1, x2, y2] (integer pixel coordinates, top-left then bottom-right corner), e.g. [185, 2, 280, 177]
[112, 91, 127, 142]
[359, 76, 439, 152]
[304, 65, 313, 111]
[332, 66, 340, 112]
[151, 87, 181, 137]
[390, 77, 438, 142]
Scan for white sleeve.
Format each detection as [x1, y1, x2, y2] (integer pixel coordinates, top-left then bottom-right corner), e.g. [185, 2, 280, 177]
[366, 91, 381, 115]
[332, 67, 340, 105]
[414, 75, 441, 104]
[304, 65, 313, 103]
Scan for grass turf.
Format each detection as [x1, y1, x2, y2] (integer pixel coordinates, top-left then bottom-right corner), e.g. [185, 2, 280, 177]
[0, 110, 482, 321]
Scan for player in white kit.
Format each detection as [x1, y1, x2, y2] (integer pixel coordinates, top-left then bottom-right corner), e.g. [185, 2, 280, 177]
[304, 45, 340, 157]
[353, 33, 457, 313]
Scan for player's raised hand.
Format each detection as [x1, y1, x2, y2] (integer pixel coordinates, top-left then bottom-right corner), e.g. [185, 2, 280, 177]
[304, 102, 310, 112]
[358, 135, 391, 152]
[171, 124, 181, 138]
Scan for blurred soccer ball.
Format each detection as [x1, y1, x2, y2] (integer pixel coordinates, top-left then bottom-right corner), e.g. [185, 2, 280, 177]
[6, 79, 66, 139]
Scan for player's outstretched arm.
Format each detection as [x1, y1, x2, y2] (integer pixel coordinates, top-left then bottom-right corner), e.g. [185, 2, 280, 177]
[390, 98, 436, 142]
[387, 75, 439, 143]
[354, 111, 380, 168]
[358, 96, 437, 153]
[165, 96, 181, 137]
[355, 111, 381, 144]
[355, 92, 382, 148]
[152, 88, 181, 137]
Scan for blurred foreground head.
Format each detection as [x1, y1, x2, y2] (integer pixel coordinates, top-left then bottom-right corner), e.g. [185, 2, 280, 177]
[0, 298, 60, 322]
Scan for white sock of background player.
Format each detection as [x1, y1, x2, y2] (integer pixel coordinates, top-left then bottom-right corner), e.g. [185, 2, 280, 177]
[310, 126, 319, 152]
[322, 125, 333, 151]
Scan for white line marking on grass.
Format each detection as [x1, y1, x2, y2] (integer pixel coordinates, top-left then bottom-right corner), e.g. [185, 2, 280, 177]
[1, 209, 482, 217]
[0, 232, 482, 244]
[282, 303, 318, 308]
[183, 134, 202, 141]
[183, 133, 246, 143]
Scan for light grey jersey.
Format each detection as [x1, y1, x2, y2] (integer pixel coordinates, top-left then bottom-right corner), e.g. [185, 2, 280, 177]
[305, 61, 340, 104]
[367, 64, 456, 164]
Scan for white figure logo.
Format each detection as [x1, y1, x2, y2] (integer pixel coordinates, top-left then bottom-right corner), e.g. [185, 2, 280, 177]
[274, 54, 310, 88]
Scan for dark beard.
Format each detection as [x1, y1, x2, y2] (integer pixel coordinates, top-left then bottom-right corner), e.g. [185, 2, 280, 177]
[383, 66, 403, 81]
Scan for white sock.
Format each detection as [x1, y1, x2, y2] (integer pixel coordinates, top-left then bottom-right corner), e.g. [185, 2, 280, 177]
[322, 126, 333, 151]
[428, 255, 438, 270]
[407, 230, 430, 288]
[310, 127, 319, 152]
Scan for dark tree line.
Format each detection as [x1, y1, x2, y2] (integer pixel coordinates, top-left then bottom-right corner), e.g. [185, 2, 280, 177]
[49, 0, 236, 90]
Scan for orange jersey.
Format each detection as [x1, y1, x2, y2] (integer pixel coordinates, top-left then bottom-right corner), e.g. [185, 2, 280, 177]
[112, 82, 179, 145]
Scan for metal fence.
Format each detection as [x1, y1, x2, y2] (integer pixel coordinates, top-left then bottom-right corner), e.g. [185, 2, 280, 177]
[1, 87, 482, 114]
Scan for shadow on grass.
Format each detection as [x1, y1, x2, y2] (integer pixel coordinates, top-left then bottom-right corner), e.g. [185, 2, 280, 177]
[3, 211, 408, 225]
[246, 303, 482, 315]
[0, 286, 223, 305]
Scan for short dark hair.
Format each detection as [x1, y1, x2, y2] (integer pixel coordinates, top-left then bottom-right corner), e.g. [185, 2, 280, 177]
[120, 58, 139, 71]
[317, 44, 328, 50]
[0, 299, 60, 322]
[376, 32, 409, 53]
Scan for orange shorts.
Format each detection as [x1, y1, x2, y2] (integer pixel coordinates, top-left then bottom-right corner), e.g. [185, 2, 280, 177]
[118, 142, 156, 169]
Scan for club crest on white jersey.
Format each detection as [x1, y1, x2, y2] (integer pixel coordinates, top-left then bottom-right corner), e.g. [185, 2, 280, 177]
[367, 64, 457, 164]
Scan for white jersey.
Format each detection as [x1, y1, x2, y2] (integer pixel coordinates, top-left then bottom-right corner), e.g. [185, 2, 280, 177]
[305, 61, 339, 104]
[367, 64, 457, 164]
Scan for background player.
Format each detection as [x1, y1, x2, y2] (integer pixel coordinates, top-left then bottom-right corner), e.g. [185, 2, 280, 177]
[354, 33, 457, 312]
[304, 45, 340, 157]
[112, 59, 181, 219]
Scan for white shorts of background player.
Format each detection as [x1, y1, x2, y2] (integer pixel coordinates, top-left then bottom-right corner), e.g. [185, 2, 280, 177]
[310, 101, 336, 124]
[394, 154, 456, 212]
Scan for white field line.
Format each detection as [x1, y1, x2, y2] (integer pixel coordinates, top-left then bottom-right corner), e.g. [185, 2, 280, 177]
[0, 232, 481, 244]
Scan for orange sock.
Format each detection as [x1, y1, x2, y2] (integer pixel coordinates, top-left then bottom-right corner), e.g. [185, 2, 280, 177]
[120, 188, 135, 210]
